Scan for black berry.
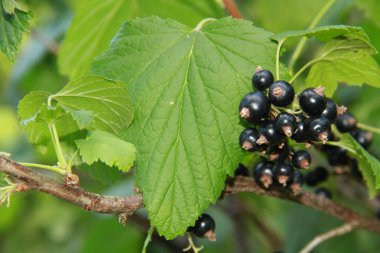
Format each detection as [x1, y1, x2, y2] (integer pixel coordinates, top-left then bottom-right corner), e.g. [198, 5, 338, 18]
[268, 80, 295, 107]
[325, 146, 350, 166]
[291, 114, 308, 143]
[350, 129, 373, 149]
[350, 159, 362, 180]
[252, 68, 274, 91]
[239, 128, 260, 152]
[188, 213, 216, 240]
[335, 112, 357, 133]
[376, 209, 380, 220]
[305, 166, 328, 186]
[273, 163, 294, 187]
[275, 112, 297, 137]
[267, 143, 290, 162]
[258, 121, 284, 145]
[253, 161, 274, 189]
[234, 163, 249, 177]
[307, 116, 331, 143]
[299, 87, 327, 116]
[322, 98, 338, 122]
[315, 187, 332, 199]
[239, 92, 271, 123]
[289, 170, 304, 194]
[292, 150, 311, 169]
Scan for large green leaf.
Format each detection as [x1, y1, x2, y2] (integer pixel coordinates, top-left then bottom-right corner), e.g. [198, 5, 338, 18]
[92, 16, 283, 238]
[76, 130, 136, 172]
[0, 0, 31, 60]
[306, 39, 380, 96]
[58, 0, 225, 79]
[272, 25, 369, 43]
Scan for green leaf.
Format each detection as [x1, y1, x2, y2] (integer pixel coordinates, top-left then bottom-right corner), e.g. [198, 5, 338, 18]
[306, 39, 380, 96]
[76, 130, 136, 172]
[335, 134, 380, 197]
[2, 0, 25, 14]
[92, 16, 283, 239]
[79, 162, 124, 185]
[0, 0, 30, 60]
[58, 0, 225, 79]
[272, 25, 370, 43]
[50, 75, 134, 135]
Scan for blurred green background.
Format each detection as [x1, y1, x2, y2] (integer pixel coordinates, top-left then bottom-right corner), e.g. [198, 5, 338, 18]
[0, 0, 379, 252]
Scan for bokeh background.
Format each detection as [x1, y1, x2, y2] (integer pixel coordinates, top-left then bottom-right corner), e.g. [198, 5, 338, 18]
[0, 0, 379, 252]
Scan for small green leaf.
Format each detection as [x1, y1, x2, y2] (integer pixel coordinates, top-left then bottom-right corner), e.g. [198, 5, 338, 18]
[306, 39, 380, 96]
[2, 0, 25, 14]
[50, 76, 134, 135]
[92, 16, 284, 239]
[0, 0, 31, 60]
[76, 130, 136, 172]
[272, 25, 370, 43]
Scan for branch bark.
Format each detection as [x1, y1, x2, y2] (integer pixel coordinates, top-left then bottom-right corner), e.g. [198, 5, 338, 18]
[222, 0, 242, 19]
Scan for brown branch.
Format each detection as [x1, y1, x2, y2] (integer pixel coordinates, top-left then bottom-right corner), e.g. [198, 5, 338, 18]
[223, 0, 242, 19]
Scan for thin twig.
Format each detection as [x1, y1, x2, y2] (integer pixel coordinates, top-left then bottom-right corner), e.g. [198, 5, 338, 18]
[299, 222, 358, 253]
[222, 0, 242, 19]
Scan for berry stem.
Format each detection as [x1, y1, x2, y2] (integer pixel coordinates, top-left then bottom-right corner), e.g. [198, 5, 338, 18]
[193, 18, 217, 31]
[288, 57, 321, 84]
[276, 39, 285, 80]
[48, 123, 68, 172]
[288, 0, 336, 75]
[183, 233, 204, 252]
[18, 163, 66, 175]
[357, 122, 380, 135]
[141, 226, 154, 253]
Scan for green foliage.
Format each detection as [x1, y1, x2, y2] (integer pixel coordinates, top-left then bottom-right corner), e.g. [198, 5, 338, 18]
[0, 0, 30, 60]
[92, 16, 282, 238]
[76, 130, 136, 172]
[356, 0, 380, 28]
[2, 0, 24, 14]
[306, 39, 380, 96]
[58, 0, 225, 79]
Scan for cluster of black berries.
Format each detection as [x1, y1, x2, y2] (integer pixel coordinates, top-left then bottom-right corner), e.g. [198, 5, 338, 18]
[187, 213, 216, 241]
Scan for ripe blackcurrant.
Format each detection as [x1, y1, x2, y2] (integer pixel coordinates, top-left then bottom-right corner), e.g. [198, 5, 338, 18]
[267, 143, 290, 162]
[289, 170, 304, 194]
[325, 146, 350, 166]
[275, 112, 297, 137]
[273, 163, 294, 187]
[350, 129, 373, 149]
[292, 150, 311, 169]
[252, 68, 274, 91]
[234, 163, 249, 177]
[299, 86, 327, 116]
[307, 116, 331, 143]
[291, 114, 308, 143]
[253, 160, 274, 189]
[376, 209, 380, 220]
[315, 187, 332, 199]
[305, 166, 328, 186]
[258, 121, 284, 145]
[350, 159, 362, 180]
[239, 92, 271, 123]
[322, 98, 338, 122]
[335, 112, 357, 133]
[239, 128, 260, 151]
[268, 80, 295, 107]
[188, 213, 216, 240]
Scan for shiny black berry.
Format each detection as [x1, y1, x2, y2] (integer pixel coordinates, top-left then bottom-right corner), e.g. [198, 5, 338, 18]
[299, 87, 327, 116]
[239, 128, 260, 152]
[253, 160, 275, 189]
[275, 112, 297, 137]
[234, 163, 249, 177]
[292, 150, 311, 169]
[239, 92, 271, 123]
[273, 163, 294, 187]
[305, 166, 328, 186]
[350, 129, 373, 149]
[188, 213, 216, 240]
[289, 170, 304, 194]
[252, 68, 274, 91]
[307, 116, 331, 143]
[291, 114, 308, 143]
[335, 112, 357, 133]
[350, 159, 362, 180]
[258, 121, 284, 145]
[268, 81, 295, 107]
[315, 187, 332, 199]
[322, 98, 338, 122]
[326, 146, 350, 166]
[267, 143, 290, 162]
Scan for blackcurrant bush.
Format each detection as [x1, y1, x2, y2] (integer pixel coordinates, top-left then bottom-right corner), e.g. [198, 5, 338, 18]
[188, 213, 216, 240]
[253, 160, 274, 189]
[322, 98, 338, 122]
[268, 80, 295, 107]
[289, 170, 304, 194]
[239, 92, 271, 123]
[305, 166, 328, 186]
[267, 143, 290, 162]
[315, 187, 332, 199]
[335, 112, 357, 133]
[291, 114, 308, 143]
[292, 150, 311, 169]
[252, 67, 274, 91]
[350, 129, 373, 149]
[299, 86, 327, 116]
[306, 116, 331, 143]
[234, 163, 249, 177]
[275, 112, 297, 137]
[239, 128, 260, 152]
[273, 163, 294, 187]
[258, 121, 284, 145]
